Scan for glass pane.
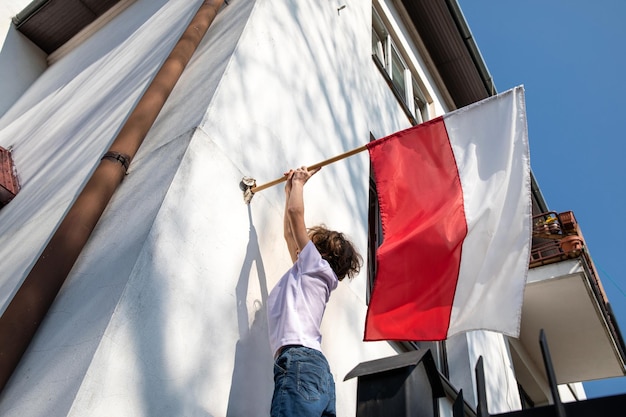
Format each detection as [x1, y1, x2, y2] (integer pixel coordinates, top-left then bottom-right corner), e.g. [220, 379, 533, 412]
[371, 28, 385, 65]
[372, 9, 388, 66]
[391, 47, 406, 99]
[412, 77, 428, 123]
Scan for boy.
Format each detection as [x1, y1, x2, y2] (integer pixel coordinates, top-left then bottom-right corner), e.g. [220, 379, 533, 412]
[267, 166, 362, 417]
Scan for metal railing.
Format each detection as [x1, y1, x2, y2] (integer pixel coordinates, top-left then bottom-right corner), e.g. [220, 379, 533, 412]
[530, 211, 584, 268]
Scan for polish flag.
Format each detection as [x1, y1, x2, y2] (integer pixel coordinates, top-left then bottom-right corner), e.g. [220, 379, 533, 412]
[364, 86, 531, 341]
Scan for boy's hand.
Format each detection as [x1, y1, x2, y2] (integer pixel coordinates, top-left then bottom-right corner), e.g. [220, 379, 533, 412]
[284, 166, 321, 194]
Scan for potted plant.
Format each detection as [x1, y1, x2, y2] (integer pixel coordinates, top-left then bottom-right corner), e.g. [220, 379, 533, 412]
[560, 234, 583, 254]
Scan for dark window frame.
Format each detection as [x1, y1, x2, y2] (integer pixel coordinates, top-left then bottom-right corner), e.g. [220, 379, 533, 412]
[371, 6, 429, 125]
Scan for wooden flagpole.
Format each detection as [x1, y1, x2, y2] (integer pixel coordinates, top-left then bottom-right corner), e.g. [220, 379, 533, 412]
[249, 144, 368, 194]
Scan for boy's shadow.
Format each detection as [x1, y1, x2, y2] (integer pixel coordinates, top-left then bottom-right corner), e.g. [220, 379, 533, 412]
[226, 206, 273, 416]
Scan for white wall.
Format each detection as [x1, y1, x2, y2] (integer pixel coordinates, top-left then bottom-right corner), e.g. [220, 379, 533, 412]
[0, 0, 226, 415]
[0, 0, 524, 415]
[0, 0, 47, 117]
[447, 331, 522, 413]
[63, 0, 408, 415]
[0, 0, 402, 415]
[194, 2, 417, 412]
[561, 383, 587, 402]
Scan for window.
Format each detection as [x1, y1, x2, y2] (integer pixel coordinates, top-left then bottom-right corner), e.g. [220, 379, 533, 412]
[371, 10, 388, 66]
[372, 6, 430, 125]
[390, 45, 408, 100]
[367, 165, 382, 304]
[412, 77, 429, 124]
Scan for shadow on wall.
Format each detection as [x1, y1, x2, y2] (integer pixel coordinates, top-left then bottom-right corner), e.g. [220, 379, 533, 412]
[0, 24, 47, 118]
[0, 0, 177, 129]
[226, 205, 273, 416]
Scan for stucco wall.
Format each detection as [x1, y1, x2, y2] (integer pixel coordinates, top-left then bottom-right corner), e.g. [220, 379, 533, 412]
[59, 1, 408, 415]
[447, 331, 522, 413]
[0, 0, 231, 415]
[0, 0, 522, 415]
[192, 1, 408, 413]
[0, 0, 48, 117]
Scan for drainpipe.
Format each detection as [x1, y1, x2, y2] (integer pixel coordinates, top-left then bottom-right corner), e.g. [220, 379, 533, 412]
[0, 0, 225, 393]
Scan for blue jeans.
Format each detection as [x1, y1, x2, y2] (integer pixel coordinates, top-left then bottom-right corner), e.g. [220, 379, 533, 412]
[271, 346, 336, 417]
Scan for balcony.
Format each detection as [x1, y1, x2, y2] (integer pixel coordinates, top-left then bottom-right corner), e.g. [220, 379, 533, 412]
[515, 211, 626, 390]
[530, 211, 586, 268]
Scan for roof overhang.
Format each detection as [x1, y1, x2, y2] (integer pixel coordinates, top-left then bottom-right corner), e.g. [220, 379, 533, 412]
[520, 259, 626, 384]
[400, 0, 496, 108]
[13, 0, 126, 54]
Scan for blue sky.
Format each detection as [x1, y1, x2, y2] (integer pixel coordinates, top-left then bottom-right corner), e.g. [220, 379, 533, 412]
[458, 0, 626, 399]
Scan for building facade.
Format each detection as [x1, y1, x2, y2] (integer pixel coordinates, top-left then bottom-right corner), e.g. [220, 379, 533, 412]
[0, 0, 623, 416]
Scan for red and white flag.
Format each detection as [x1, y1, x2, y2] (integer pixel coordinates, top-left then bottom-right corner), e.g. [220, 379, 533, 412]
[364, 86, 531, 341]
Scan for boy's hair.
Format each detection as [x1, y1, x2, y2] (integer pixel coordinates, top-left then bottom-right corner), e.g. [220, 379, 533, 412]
[308, 225, 362, 281]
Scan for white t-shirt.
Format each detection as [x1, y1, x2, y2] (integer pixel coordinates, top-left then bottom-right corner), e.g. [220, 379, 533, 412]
[267, 241, 338, 358]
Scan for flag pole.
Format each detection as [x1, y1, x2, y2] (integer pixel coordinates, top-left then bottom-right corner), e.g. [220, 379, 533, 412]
[242, 144, 368, 203]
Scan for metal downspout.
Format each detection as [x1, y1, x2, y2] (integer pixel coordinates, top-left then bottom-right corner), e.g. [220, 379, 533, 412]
[0, 0, 225, 393]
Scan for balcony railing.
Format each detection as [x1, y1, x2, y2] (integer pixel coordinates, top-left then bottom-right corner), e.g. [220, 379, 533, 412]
[530, 211, 583, 268]
[528, 210, 626, 383]
[530, 210, 611, 322]
[531, 210, 622, 344]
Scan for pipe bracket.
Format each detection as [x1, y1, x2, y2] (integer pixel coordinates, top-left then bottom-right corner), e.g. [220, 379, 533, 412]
[101, 151, 131, 173]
